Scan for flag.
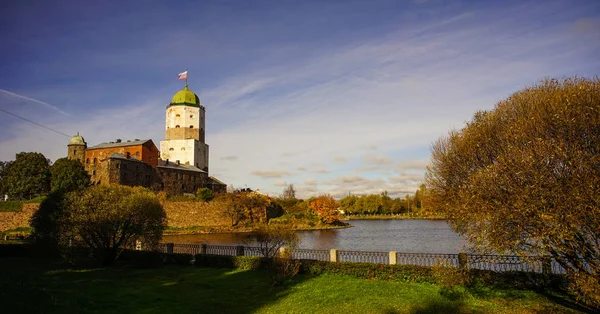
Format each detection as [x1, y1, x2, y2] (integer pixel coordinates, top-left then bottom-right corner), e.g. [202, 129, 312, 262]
[178, 70, 188, 80]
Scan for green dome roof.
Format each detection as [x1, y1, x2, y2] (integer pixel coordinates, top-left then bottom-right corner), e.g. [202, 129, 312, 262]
[170, 84, 200, 107]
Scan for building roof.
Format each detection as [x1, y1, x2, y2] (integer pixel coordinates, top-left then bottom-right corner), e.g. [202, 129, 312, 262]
[208, 176, 226, 185]
[87, 139, 152, 150]
[169, 84, 200, 107]
[68, 133, 86, 145]
[157, 159, 207, 173]
[106, 153, 145, 163]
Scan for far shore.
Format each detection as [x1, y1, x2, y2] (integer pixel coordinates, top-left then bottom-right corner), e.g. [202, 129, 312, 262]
[341, 214, 448, 221]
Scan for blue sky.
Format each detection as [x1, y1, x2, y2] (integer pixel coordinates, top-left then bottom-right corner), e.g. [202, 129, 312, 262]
[1, 0, 599, 198]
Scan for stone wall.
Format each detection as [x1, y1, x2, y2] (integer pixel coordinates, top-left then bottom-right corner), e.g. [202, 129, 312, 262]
[162, 201, 229, 228]
[0, 201, 230, 232]
[0, 203, 38, 233]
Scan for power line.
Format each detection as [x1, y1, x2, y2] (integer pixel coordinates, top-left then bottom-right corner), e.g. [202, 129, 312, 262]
[0, 108, 71, 138]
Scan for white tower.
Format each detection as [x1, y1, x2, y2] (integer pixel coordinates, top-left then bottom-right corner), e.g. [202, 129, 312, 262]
[159, 84, 209, 171]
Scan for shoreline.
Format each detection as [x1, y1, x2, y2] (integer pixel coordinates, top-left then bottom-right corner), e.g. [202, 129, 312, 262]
[163, 221, 351, 236]
[341, 215, 448, 221]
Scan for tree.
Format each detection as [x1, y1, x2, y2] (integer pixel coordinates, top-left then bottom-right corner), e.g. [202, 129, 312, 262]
[0, 160, 13, 196]
[425, 77, 600, 307]
[196, 187, 214, 202]
[3, 152, 50, 199]
[61, 185, 166, 265]
[309, 195, 340, 224]
[219, 193, 246, 226]
[50, 158, 90, 193]
[250, 224, 299, 259]
[282, 183, 296, 200]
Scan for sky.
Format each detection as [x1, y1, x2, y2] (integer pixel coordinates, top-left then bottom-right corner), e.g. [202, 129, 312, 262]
[1, 0, 599, 199]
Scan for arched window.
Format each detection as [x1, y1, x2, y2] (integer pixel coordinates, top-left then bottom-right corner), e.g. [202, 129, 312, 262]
[169, 148, 174, 151]
[86, 158, 89, 164]
[93, 158, 97, 164]
[175, 125, 180, 128]
[175, 114, 180, 117]
[189, 125, 193, 128]
[181, 148, 185, 151]
[190, 114, 193, 118]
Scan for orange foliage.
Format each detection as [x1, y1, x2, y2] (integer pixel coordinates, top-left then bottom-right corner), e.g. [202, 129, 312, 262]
[309, 195, 340, 224]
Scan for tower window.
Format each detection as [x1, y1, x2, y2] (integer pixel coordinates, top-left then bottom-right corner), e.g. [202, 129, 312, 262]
[86, 158, 89, 164]
[176, 114, 180, 117]
[94, 158, 97, 164]
[169, 148, 174, 151]
[175, 125, 180, 128]
[73, 150, 77, 155]
[181, 148, 185, 151]
[190, 115, 193, 118]
[189, 125, 193, 128]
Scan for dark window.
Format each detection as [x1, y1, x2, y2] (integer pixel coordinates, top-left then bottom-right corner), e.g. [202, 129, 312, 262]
[94, 158, 97, 164]
[86, 158, 90, 164]
[92, 170, 96, 175]
[175, 125, 180, 128]
[189, 125, 193, 128]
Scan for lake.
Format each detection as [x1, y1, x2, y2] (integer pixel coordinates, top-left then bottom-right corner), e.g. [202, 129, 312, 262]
[163, 219, 468, 254]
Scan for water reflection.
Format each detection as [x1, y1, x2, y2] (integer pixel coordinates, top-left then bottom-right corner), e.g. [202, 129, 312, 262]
[162, 219, 467, 254]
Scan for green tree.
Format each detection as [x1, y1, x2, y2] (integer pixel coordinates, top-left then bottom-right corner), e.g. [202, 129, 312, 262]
[196, 187, 214, 202]
[425, 77, 600, 307]
[0, 160, 13, 196]
[50, 158, 90, 193]
[3, 152, 50, 199]
[61, 185, 166, 265]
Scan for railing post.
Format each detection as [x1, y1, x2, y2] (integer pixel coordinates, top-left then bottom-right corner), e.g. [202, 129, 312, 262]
[330, 249, 338, 262]
[389, 251, 397, 265]
[458, 253, 468, 269]
[542, 257, 552, 274]
[236, 245, 245, 256]
[166, 243, 174, 254]
[201, 244, 207, 255]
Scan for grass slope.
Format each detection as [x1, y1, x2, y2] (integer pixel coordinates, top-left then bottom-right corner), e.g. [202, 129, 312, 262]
[0, 258, 584, 314]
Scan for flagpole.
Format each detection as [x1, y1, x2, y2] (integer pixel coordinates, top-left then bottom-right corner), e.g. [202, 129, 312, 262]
[186, 68, 188, 86]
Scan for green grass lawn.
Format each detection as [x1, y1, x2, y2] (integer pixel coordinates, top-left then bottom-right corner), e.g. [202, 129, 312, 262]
[0, 257, 586, 314]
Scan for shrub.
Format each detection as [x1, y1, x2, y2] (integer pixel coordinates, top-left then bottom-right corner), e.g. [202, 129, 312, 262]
[196, 187, 214, 202]
[300, 260, 436, 283]
[195, 254, 266, 270]
[250, 224, 299, 259]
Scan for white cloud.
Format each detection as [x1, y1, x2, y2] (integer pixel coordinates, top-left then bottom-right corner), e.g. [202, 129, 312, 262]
[363, 155, 393, 165]
[250, 170, 292, 178]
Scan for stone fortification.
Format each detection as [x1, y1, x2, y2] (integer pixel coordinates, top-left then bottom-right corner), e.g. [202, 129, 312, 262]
[0, 203, 39, 233]
[0, 202, 230, 233]
[162, 201, 229, 228]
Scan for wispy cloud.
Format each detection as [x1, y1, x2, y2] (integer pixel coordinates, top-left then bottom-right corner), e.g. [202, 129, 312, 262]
[0, 89, 72, 117]
[251, 170, 292, 178]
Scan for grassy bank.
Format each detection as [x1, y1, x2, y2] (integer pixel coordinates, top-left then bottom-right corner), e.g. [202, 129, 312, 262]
[0, 257, 586, 313]
[164, 215, 350, 235]
[343, 213, 447, 220]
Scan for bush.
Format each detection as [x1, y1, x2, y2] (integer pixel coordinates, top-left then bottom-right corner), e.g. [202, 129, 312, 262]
[195, 254, 267, 270]
[196, 187, 214, 202]
[300, 260, 436, 283]
[250, 225, 299, 258]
